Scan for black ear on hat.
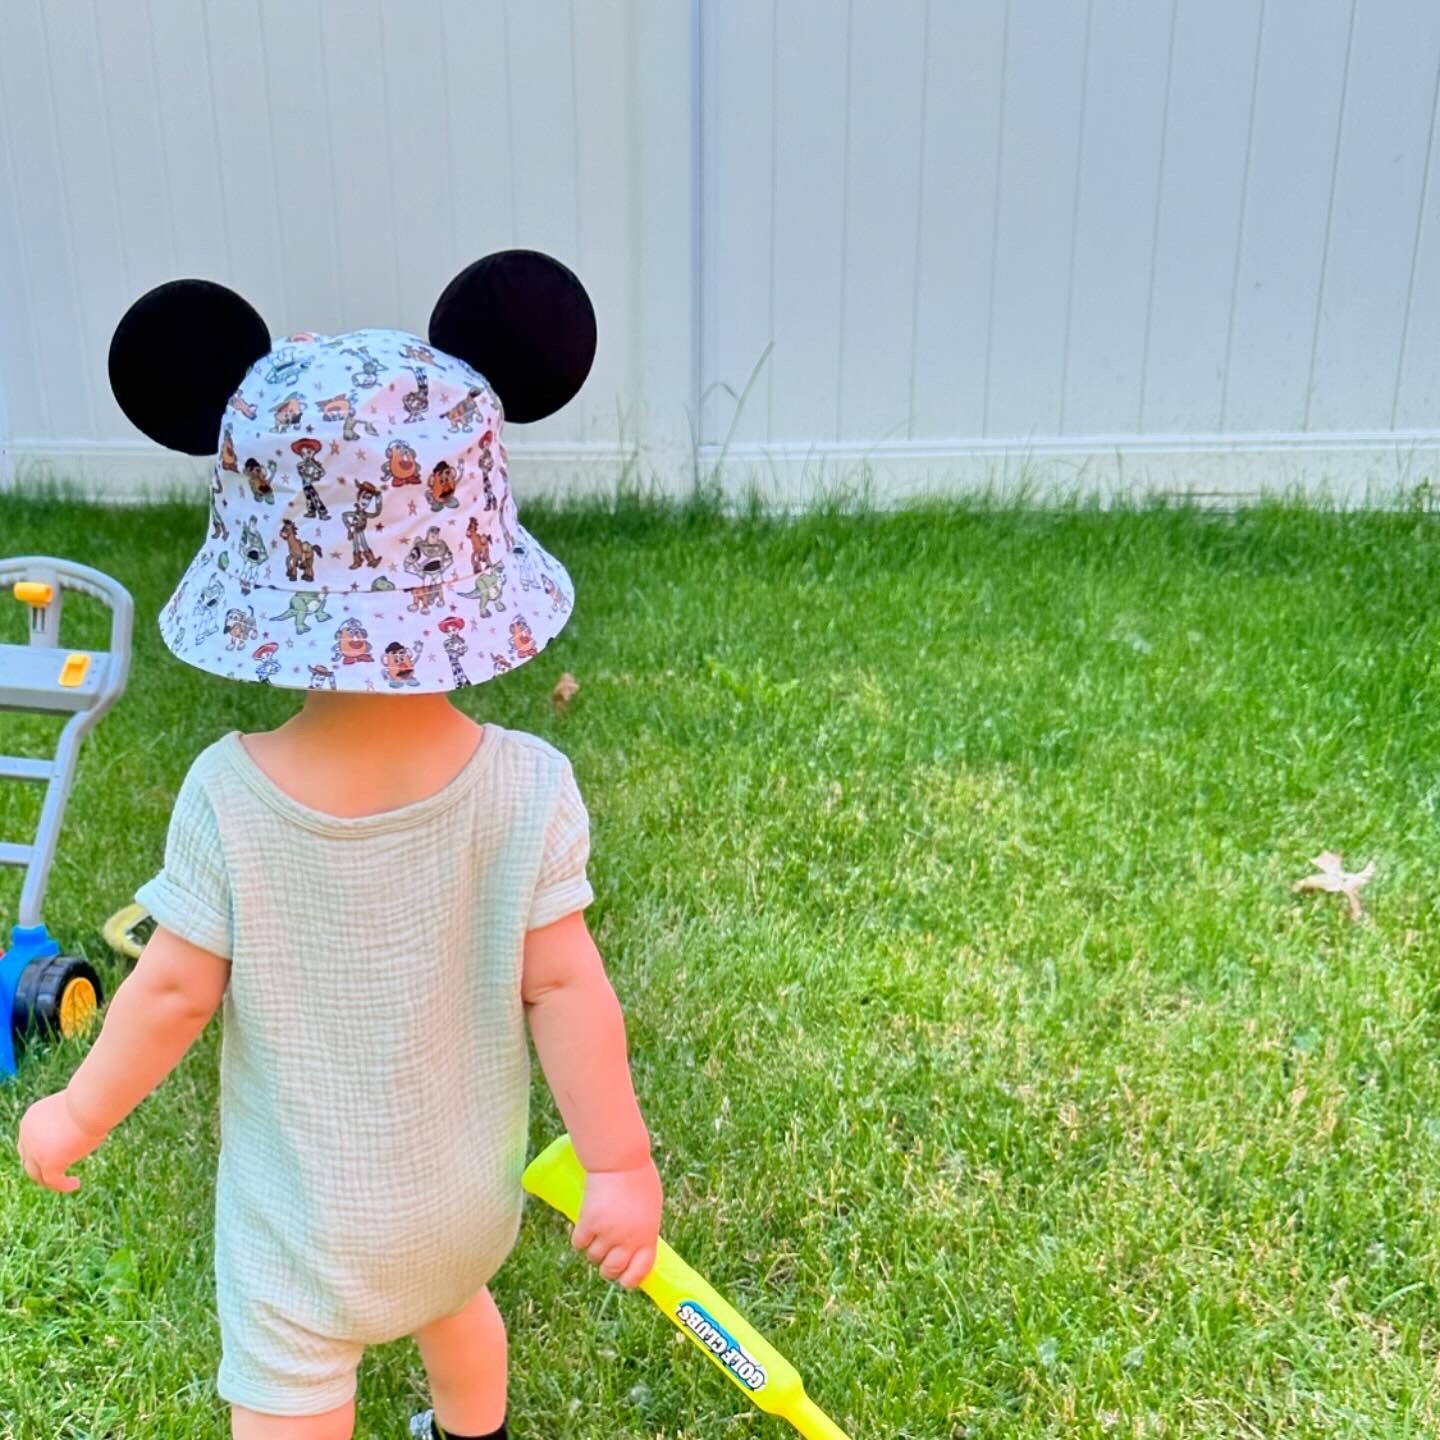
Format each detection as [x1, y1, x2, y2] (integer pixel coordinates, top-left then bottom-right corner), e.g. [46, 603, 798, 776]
[428, 250, 596, 424]
[108, 280, 271, 455]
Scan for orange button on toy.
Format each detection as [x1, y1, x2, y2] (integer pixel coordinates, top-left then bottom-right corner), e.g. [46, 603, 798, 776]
[58, 653, 90, 687]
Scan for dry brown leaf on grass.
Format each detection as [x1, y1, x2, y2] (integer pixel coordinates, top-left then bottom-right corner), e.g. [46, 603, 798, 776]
[1291, 851, 1375, 921]
[550, 672, 580, 712]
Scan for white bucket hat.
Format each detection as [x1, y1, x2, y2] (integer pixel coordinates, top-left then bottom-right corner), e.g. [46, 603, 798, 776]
[108, 251, 596, 694]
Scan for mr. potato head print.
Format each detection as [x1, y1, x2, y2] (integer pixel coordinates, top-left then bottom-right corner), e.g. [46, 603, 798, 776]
[107, 250, 596, 693]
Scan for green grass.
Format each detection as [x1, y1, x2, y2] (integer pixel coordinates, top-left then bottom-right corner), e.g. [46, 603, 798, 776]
[5, 486, 1440, 1438]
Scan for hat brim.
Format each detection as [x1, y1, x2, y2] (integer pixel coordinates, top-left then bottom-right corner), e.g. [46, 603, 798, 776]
[157, 521, 574, 693]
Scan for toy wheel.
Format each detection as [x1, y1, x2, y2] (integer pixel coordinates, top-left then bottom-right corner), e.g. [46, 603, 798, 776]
[12, 956, 103, 1041]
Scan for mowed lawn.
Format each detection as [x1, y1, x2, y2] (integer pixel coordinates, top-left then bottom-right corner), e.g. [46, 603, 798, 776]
[4, 487, 1440, 1438]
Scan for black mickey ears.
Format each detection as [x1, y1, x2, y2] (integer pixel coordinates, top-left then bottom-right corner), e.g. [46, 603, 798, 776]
[108, 255, 593, 448]
[429, 250, 596, 424]
[109, 280, 271, 455]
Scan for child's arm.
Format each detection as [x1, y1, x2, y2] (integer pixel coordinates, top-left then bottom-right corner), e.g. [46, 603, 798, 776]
[524, 909, 661, 1288]
[16, 926, 229, 1192]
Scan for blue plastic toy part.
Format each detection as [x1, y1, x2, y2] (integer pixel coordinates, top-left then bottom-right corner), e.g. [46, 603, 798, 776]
[0, 923, 60, 1078]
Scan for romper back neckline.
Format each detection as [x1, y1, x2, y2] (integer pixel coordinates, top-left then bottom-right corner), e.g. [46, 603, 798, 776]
[217, 725, 499, 837]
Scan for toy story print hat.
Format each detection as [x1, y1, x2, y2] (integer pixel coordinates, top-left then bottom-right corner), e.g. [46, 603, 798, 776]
[108, 250, 596, 693]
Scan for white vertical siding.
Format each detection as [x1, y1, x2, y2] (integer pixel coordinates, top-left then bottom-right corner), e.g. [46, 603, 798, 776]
[1060, 0, 1172, 437]
[910, 1, 1006, 442]
[1306, 2, 1440, 432]
[3, 0, 1439, 502]
[1140, 0, 1263, 435]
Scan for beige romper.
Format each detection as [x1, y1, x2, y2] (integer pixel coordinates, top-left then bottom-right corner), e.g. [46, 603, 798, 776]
[135, 725, 593, 1415]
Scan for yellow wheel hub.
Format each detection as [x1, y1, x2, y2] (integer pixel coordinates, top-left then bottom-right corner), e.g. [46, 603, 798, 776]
[58, 977, 98, 1038]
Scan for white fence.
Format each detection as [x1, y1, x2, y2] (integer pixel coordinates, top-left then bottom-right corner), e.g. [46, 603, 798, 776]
[3, 0, 1439, 504]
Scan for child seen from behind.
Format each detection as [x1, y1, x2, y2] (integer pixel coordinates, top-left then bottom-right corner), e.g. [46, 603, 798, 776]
[17, 254, 661, 1440]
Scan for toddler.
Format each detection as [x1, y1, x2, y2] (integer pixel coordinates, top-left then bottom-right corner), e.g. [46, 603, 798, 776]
[17, 254, 662, 1439]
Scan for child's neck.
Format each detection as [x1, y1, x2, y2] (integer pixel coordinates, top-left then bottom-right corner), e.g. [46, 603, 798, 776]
[240, 692, 487, 818]
[292, 688, 474, 739]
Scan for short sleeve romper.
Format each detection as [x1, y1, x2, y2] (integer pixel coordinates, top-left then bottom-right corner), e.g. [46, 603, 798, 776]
[134, 723, 593, 1416]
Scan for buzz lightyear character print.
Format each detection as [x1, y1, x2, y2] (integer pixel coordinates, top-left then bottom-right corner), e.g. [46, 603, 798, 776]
[106, 249, 597, 692]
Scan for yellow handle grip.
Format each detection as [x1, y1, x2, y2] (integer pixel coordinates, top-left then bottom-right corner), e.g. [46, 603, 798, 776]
[13, 580, 54, 606]
[521, 1135, 852, 1440]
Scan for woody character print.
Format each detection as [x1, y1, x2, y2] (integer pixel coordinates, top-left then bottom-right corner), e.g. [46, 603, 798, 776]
[343, 482, 383, 569]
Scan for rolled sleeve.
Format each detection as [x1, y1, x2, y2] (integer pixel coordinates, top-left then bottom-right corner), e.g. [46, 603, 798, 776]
[135, 769, 234, 959]
[527, 762, 595, 930]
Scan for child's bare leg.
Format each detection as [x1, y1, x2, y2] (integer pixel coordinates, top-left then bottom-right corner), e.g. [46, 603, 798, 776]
[230, 1400, 354, 1440]
[413, 1286, 508, 1434]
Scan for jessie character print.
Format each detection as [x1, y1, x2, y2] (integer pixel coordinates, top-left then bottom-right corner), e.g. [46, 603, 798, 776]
[477, 429, 497, 509]
[291, 438, 332, 520]
[439, 617, 470, 689]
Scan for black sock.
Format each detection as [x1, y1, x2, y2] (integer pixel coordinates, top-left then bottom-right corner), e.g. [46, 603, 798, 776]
[431, 1421, 506, 1440]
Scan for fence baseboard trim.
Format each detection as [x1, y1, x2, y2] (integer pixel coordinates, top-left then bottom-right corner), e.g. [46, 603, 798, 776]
[4, 430, 1440, 508]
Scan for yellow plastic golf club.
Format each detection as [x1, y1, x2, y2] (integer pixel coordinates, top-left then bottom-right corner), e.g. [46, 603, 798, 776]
[102, 902, 149, 961]
[522, 1134, 851, 1440]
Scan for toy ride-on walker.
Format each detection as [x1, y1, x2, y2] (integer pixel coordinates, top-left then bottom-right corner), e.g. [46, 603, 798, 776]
[0, 557, 133, 1078]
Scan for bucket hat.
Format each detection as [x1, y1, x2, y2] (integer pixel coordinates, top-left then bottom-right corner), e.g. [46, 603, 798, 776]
[107, 251, 596, 693]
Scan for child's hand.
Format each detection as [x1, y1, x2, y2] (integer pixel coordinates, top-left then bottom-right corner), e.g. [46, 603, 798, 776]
[572, 1156, 663, 1289]
[16, 1091, 107, 1193]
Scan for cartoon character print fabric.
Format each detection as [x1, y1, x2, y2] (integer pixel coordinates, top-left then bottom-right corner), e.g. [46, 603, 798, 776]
[108, 250, 596, 695]
[157, 328, 575, 693]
